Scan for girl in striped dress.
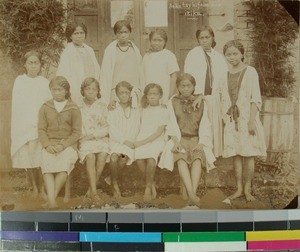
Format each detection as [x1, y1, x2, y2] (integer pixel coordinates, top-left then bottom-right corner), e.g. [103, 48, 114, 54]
[107, 81, 140, 197]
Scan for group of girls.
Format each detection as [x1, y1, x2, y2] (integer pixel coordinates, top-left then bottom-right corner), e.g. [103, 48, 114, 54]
[11, 19, 266, 209]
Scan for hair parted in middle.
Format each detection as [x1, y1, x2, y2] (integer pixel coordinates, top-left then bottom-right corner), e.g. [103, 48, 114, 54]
[80, 77, 101, 99]
[149, 28, 168, 48]
[49, 76, 71, 99]
[113, 20, 132, 35]
[196, 25, 216, 48]
[176, 72, 196, 88]
[223, 39, 245, 62]
[141, 83, 163, 108]
[115, 81, 133, 94]
[65, 22, 87, 42]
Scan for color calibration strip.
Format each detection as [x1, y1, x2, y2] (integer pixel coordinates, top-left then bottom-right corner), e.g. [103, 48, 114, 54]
[1, 209, 300, 251]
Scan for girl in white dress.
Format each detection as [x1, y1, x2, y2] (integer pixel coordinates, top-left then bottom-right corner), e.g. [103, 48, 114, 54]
[78, 77, 109, 204]
[100, 20, 143, 107]
[142, 29, 179, 104]
[134, 84, 168, 202]
[184, 26, 228, 157]
[221, 40, 266, 202]
[56, 22, 100, 105]
[107, 81, 140, 197]
[11, 50, 51, 197]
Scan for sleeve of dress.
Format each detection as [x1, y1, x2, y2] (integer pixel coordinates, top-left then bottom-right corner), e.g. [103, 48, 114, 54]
[158, 108, 169, 126]
[199, 102, 213, 149]
[184, 50, 193, 75]
[167, 51, 180, 75]
[38, 105, 51, 148]
[107, 110, 126, 144]
[165, 100, 180, 137]
[220, 73, 231, 121]
[249, 67, 262, 111]
[61, 108, 82, 149]
[93, 105, 109, 139]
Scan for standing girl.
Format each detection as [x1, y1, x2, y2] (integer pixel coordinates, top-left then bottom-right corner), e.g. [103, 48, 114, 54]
[11, 50, 51, 197]
[221, 40, 266, 201]
[159, 73, 215, 205]
[57, 22, 100, 105]
[135, 84, 168, 202]
[78, 77, 109, 204]
[38, 76, 81, 208]
[100, 20, 143, 106]
[107, 81, 140, 197]
[142, 29, 179, 104]
[184, 26, 228, 157]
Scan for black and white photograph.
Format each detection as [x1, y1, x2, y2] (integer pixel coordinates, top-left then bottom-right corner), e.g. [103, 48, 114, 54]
[0, 0, 298, 211]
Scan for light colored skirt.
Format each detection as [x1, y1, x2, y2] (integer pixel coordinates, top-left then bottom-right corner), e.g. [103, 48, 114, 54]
[78, 138, 109, 163]
[135, 139, 165, 164]
[12, 139, 42, 169]
[41, 147, 78, 175]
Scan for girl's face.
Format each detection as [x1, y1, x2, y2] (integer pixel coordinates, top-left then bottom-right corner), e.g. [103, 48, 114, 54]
[25, 55, 41, 78]
[147, 87, 162, 106]
[178, 79, 195, 98]
[116, 26, 130, 46]
[150, 33, 165, 52]
[198, 30, 213, 51]
[224, 46, 243, 67]
[51, 84, 67, 102]
[116, 86, 131, 104]
[83, 82, 98, 101]
[71, 26, 86, 46]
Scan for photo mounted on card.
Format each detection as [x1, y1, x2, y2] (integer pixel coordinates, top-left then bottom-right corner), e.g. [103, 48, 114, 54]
[0, 0, 298, 211]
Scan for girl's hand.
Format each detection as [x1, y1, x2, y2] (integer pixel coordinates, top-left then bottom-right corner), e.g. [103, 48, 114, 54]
[192, 94, 204, 110]
[107, 100, 117, 111]
[172, 142, 182, 153]
[124, 140, 135, 149]
[46, 145, 56, 154]
[192, 144, 204, 154]
[53, 144, 64, 153]
[80, 135, 94, 143]
[248, 120, 256, 136]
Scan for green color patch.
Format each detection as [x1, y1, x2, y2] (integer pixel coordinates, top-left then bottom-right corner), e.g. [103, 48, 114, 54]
[163, 232, 245, 242]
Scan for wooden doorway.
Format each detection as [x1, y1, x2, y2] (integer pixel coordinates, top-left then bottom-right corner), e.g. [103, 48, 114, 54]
[171, 0, 209, 70]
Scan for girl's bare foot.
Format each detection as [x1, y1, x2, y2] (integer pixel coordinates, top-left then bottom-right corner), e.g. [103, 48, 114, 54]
[49, 202, 59, 209]
[228, 189, 243, 200]
[189, 194, 200, 205]
[40, 190, 48, 201]
[143, 187, 152, 202]
[91, 193, 104, 207]
[245, 192, 256, 202]
[151, 184, 157, 199]
[63, 196, 70, 203]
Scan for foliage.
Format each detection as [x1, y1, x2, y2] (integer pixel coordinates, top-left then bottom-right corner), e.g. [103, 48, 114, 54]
[0, 0, 68, 76]
[246, 0, 298, 97]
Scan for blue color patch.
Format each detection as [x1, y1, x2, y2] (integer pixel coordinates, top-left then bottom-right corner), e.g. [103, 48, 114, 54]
[79, 232, 162, 243]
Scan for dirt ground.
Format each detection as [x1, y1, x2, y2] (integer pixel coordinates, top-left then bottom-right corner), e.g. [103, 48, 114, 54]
[1, 156, 297, 211]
